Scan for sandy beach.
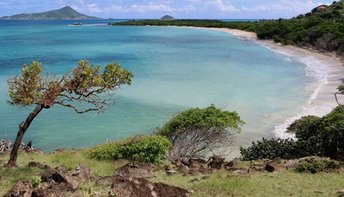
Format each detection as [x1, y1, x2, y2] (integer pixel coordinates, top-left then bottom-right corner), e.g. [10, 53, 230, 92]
[212, 27, 344, 138]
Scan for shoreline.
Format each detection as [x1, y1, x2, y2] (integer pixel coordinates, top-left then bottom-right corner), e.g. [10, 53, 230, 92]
[207, 27, 344, 138]
[174, 26, 344, 139]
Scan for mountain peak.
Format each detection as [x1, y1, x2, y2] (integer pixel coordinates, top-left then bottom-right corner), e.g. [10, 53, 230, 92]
[1, 6, 100, 20]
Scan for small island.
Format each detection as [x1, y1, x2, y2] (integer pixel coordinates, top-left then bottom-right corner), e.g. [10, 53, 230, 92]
[1, 6, 100, 20]
[161, 15, 175, 20]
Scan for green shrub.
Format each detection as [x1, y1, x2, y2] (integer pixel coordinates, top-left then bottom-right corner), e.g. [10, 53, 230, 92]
[31, 176, 41, 188]
[241, 107, 344, 160]
[240, 138, 318, 160]
[89, 135, 172, 164]
[295, 157, 341, 173]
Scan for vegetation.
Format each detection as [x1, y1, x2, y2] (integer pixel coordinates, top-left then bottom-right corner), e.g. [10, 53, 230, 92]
[241, 107, 344, 160]
[113, 0, 344, 55]
[89, 135, 172, 164]
[157, 105, 244, 159]
[6, 60, 133, 166]
[295, 157, 341, 174]
[1, 151, 344, 196]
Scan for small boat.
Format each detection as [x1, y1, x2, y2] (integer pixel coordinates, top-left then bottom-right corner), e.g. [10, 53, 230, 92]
[73, 22, 82, 26]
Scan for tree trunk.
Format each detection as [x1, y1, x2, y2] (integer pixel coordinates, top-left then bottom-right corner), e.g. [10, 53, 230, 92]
[7, 104, 43, 167]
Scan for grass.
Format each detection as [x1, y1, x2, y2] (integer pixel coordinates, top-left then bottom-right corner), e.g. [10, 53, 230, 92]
[1, 151, 344, 196]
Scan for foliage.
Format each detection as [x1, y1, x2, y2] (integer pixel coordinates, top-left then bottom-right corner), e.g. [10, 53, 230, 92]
[7, 60, 133, 166]
[9, 60, 133, 111]
[157, 105, 244, 159]
[113, 0, 344, 54]
[31, 176, 41, 188]
[241, 107, 344, 160]
[240, 138, 318, 160]
[295, 157, 341, 173]
[1, 151, 344, 196]
[89, 135, 172, 164]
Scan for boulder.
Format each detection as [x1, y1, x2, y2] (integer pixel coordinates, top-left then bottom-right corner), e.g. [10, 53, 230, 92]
[110, 175, 189, 197]
[337, 189, 344, 197]
[265, 164, 276, 173]
[3, 181, 32, 197]
[178, 164, 190, 174]
[188, 158, 207, 170]
[41, 164, 92, 190]
[96, 176, 118, 186]
[208, 156, 225, 170]
[283, 159, 300, 170]
[28, 161, 50, 170]
[114, 163, 155, 178]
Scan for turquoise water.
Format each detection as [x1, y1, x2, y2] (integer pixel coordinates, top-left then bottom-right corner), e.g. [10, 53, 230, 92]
[0, 20, 309, 153]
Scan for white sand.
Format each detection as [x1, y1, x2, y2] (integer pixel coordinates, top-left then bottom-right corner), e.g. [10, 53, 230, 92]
[185, 27, 344, 138]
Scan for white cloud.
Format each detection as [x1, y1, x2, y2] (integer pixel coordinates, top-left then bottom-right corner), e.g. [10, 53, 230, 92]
[207, 0, 240, 13]
[242, 0, 325, 14]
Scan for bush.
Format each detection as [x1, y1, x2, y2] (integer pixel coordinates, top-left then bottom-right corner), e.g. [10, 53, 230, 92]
[295, 157, 341, 173]
[240, 138, 318, 160]
[157, 105, 244, 159]
[241, 106, 344, 160]
[31, 176, 41, 188]
[89, 135, 172, 164]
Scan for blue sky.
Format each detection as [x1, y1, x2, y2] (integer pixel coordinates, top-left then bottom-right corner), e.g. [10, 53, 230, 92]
[0, 0, 334, 19]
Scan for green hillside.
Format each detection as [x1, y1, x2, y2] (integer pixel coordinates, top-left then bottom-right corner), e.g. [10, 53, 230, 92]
[113, 1, 344, 55]
[1, 6, 100, 20]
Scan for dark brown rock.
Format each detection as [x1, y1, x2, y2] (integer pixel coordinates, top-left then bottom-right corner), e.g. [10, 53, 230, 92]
[178, 164, 190, 174]
[188, 158, 207, 170]
[265, 164, 276, 173]
[3, 181, 32, 197]
[28, 161, 50, 170]
[208, 156, 225, 170]
[96, 176, 118, 186]
[114, 163, 155, 178]
[110, 175, 189, 197]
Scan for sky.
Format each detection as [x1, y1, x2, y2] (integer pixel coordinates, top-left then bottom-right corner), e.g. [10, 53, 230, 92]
[0, 0, 335, 19]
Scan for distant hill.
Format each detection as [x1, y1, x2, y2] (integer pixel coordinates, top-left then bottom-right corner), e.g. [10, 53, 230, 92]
[1, 6, 100, 20]
[161, 15, 175, 20]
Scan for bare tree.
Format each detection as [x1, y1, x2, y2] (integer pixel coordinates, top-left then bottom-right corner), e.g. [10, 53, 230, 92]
[7, 60, 133, 167]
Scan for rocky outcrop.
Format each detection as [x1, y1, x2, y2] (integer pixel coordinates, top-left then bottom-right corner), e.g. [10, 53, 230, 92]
[0, 139, 41, 155]
[5, 164, 92, 196]
[109, 175, 189, 197]
[114, 163, 155, 178]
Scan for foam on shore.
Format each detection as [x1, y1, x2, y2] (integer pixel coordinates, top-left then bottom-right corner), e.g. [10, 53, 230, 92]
[197, 27, 344, 139]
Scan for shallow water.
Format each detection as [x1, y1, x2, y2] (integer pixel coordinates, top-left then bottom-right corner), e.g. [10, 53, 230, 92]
[0, 20, 311, 154]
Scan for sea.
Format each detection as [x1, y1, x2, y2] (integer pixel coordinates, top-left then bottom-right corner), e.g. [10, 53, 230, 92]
[0, 20, 316, 155]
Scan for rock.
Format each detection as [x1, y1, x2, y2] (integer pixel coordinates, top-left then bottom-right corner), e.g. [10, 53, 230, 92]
[41, 164, 92, 190]
[114, 163, 155, 178]
[208, 156, 225, 170]
[178, 164, 190, 174]
[265, 164, 276, 173]
[67, 164, 92, 189]
[3, 181, 32, 197]
[110, 175, 189, 197]
[166, 169, 177, 176]
[0, 139, 12, 154]
[337, 189, 344, 197]
[28, 161, 50, 170]
[338, 190, 344, 197]
[199, 164, 208, 174]
[188, 158, 207, 170]
[96, 176, 118, 186]
[232, 170, 246, 175]
[224, 161, 235, 170]
[41, 168, 68, 185]
[284, 159, 300, 170]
